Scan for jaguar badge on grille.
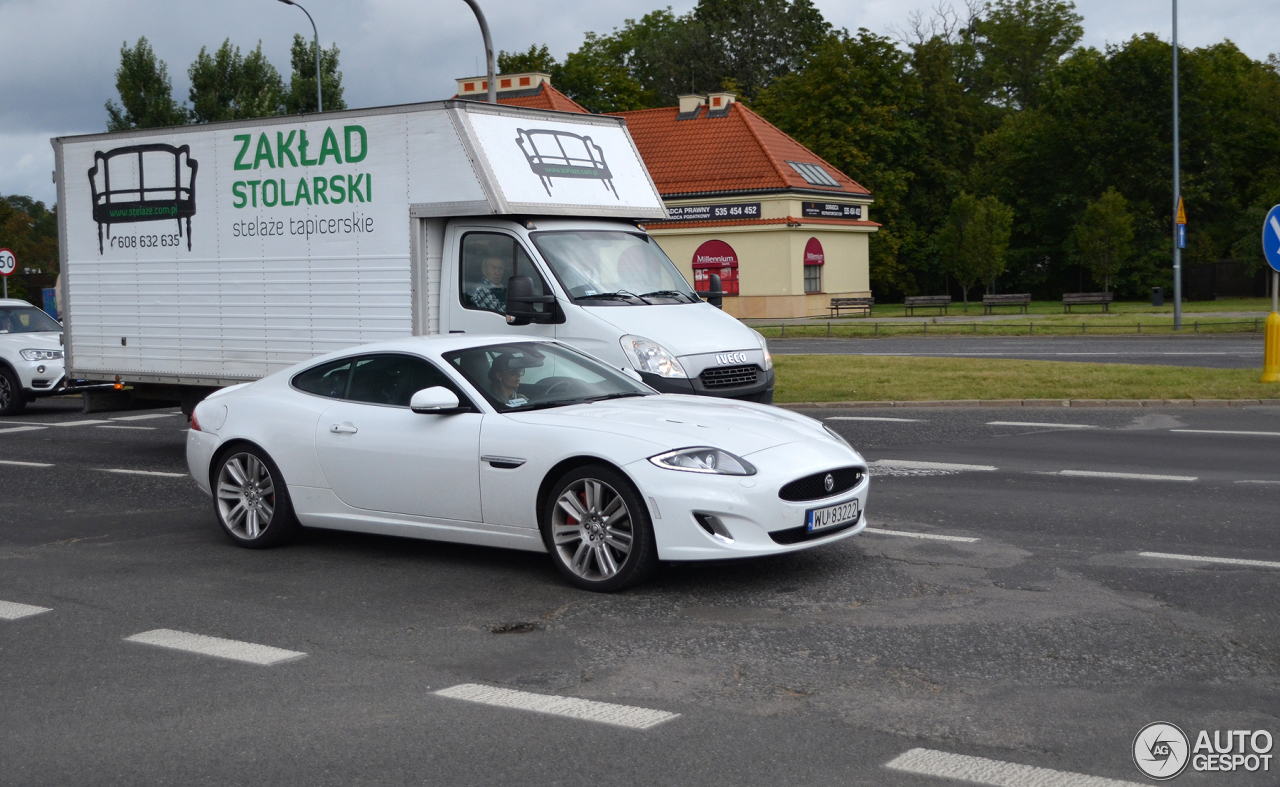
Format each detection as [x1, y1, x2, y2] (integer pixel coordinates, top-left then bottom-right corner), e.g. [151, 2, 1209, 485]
[823, 473, 834, 492]
[715, 352, 748, 365]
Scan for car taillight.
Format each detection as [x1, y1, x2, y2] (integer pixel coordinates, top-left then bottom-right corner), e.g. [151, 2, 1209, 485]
[190, 412, 201, 432]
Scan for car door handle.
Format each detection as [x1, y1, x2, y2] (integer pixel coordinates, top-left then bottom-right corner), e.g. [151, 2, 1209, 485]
[330, 423, 358, 434]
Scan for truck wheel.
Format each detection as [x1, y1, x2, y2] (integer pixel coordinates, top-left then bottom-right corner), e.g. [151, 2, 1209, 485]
[541, 465, 657, 592]
[0, 367, 27, 416]
[211, 447, 298, 548]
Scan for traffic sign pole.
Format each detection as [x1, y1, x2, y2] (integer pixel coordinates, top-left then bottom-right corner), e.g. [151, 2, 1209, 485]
[1171, 0, 1182, 331]
[1261, 206, 1280, 383]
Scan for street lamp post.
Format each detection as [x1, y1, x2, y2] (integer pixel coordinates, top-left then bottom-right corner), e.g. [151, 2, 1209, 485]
[459, 0, 497, 104]
[1171, 0, 1182, 329]
[278, 0, 323, 113]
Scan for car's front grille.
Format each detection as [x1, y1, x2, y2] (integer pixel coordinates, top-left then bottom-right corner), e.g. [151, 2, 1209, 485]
[769, 514, 861, 544]
[779, 466, 864, 502]
[700, 364, 759, 389]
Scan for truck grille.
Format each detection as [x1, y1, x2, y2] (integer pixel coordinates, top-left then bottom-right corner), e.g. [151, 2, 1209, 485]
[779, 467, 864, 502]
[699, 365, 759, 389]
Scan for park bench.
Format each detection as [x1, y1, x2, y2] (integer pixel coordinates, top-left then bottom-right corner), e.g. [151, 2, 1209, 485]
[1062, 292, 1114, 313]
[904, 295, 952, 316]
[982, 293, 1032, 315]
[827, 297, 874, 317]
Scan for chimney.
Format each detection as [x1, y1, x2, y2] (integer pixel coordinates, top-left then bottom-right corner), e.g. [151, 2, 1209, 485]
[457, 72, 552, 97]
[677, 94, 706, 119]
[706, 92, 737, 111]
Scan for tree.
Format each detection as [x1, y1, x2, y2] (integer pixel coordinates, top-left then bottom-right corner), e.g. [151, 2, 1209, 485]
[938, 193, 1014, 307]
[1068, 188, 1134, 292]
[0, 196, 60, 304]
[285, 34, 345, 114]
[972, 0, 1083, 109]
[498, 44, 558, 75]
[105, 37, 188, 131]
[695, 0, 829, 100]
[188, 40, 286, 124]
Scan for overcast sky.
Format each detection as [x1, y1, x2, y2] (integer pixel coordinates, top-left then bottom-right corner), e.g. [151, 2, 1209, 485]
[1, 0, 1272, 206]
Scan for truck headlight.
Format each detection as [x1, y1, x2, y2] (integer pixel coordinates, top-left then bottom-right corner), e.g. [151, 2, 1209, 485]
[620, 335, 687, 378]
[751, 329, 772, 371]
[649, 447, 756, 476]
[20, 349, 63, 361]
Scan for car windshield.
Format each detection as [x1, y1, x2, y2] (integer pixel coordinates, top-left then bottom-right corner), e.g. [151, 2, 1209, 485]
[443, 341, 652, 413]
[0, 305, 61, 334]
[530, 230, 699, 305]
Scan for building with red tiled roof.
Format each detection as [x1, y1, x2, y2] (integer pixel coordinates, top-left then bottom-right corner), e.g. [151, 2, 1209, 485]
[454, 72, 590, 114]
[616, 93, 876, 318]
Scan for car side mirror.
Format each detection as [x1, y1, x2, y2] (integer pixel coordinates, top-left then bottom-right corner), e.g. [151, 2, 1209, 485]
[702, 273, 724, 309]
[410, 386, 464, 414]
[506, 275, 557, 326]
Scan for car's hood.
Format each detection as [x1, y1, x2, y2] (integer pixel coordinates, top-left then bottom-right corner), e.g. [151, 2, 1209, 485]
[506, 394, 831, 456]
[1, 331, 62, 349]
[584, 302, 759, 357]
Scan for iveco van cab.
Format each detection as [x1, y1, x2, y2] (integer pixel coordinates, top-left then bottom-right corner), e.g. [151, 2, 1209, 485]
[52, 100, 772, 407]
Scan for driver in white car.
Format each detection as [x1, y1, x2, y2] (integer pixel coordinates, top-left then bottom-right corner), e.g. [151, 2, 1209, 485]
[486, 354, 529, 407]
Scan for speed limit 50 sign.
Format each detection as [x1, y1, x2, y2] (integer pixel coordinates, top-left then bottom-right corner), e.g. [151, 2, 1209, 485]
[0, 248, 15, 277]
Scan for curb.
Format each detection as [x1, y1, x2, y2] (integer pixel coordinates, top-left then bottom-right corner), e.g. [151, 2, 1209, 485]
[779, 398, 1280, 410]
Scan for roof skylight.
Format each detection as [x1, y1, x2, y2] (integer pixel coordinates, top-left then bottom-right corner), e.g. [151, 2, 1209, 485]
[786, 161, 840, 188]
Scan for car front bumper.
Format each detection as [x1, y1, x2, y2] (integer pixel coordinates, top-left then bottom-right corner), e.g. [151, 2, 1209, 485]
[624, 439, 868, 561]
[11, 357, 66, 397]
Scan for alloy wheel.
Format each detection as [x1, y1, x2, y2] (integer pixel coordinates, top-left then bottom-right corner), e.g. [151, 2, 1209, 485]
[216, 453, 277, 539]
[551, 478, 634, 581]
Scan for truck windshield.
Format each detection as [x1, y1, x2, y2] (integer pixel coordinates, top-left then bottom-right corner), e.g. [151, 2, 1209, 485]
[530, 231, 699, 306]
[443, 341, 652, 413]
[0, 305, 61, 334]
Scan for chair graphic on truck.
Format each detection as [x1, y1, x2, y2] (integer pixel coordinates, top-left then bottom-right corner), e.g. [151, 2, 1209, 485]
[515, 129, 618, 200]
[88, 143, 198, 254]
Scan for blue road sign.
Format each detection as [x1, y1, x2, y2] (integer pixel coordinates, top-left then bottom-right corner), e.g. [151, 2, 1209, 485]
[1264, 205, 1280, 273]
[1177, 224, 1186, 249]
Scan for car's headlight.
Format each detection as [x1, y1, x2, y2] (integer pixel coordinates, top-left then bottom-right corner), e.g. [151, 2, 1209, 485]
[620, 335, 687, 378]
[20, 349, 63, 361]
[649, 447, 756, 475]
[824, 424, 853, 450]
[751, 329, 773, 372]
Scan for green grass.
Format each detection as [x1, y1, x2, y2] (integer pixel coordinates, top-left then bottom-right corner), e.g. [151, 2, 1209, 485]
[773, 355, 1280, 403]
[758, 314, 1266, 339]
[854, 296, 1272, 319]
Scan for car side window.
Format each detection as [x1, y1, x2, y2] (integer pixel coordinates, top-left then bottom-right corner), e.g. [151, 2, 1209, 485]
[459, 231, 552, 316]
[345, 353, 467, 408]
[292, 358, 354, 399]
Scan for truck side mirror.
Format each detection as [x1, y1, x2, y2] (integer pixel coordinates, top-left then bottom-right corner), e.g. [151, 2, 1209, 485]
[703, 273, 724, 309]
[505, 275, 557, 326]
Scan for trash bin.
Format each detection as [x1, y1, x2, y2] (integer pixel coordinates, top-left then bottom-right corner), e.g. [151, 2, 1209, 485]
[1151, 287, 1164, 307]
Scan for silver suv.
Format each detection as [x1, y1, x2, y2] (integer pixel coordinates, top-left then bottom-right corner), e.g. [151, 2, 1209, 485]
[0, 298, 65, 416]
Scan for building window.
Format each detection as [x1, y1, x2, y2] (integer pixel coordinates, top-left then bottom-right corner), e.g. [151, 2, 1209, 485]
[804, 264, 822, 293]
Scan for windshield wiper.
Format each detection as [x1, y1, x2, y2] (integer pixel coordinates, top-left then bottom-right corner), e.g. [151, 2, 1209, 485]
[638, 290, 695, 303]
[575, 291, 651, 304]
[582, 391, 650, 403]
[514, 391, 649, 411]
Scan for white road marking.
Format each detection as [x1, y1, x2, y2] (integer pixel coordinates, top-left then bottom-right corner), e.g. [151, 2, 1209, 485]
[1138, 552, 1280, 570]
[871, 459, 997, 472]
[0, 459, 53, 467]
[0, 426, 47, 434]
[987, 421, 1096, 429]
[863, 527, 980, 543]
[0, 600, 52, 620]
[110, 413, 181, 421]
[50, 420, 113, 427]
[1170, 429, 1280, 437]
[1235, 479, 1280, 485]
[435, 683, 679, 730]
[826, 416, 923, 422]
[95, 468, 188, 478]
[886, 747, 1145, 787]
[125, 629, 306, 665]
[1058, 470, 1197, 482]
[96, 425, 156, 430]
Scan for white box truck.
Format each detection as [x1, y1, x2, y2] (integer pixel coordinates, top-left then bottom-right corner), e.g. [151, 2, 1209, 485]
[52, 100, 773, 412]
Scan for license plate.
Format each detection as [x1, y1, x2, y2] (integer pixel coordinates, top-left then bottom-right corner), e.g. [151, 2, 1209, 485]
[806, 498, 860, 532]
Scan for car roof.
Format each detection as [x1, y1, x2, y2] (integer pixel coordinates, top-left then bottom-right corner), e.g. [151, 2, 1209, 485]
[307, 334, 558, 363]
[0, 299, 41, 308]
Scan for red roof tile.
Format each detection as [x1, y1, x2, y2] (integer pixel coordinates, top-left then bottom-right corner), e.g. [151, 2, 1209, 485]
[614, 103, 869, 198]
[452, 83, 591, 114]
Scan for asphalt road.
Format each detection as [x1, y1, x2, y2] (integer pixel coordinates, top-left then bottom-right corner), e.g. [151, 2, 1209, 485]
[770, 334, 1268, 368]
[2, 396, 1278, 786]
